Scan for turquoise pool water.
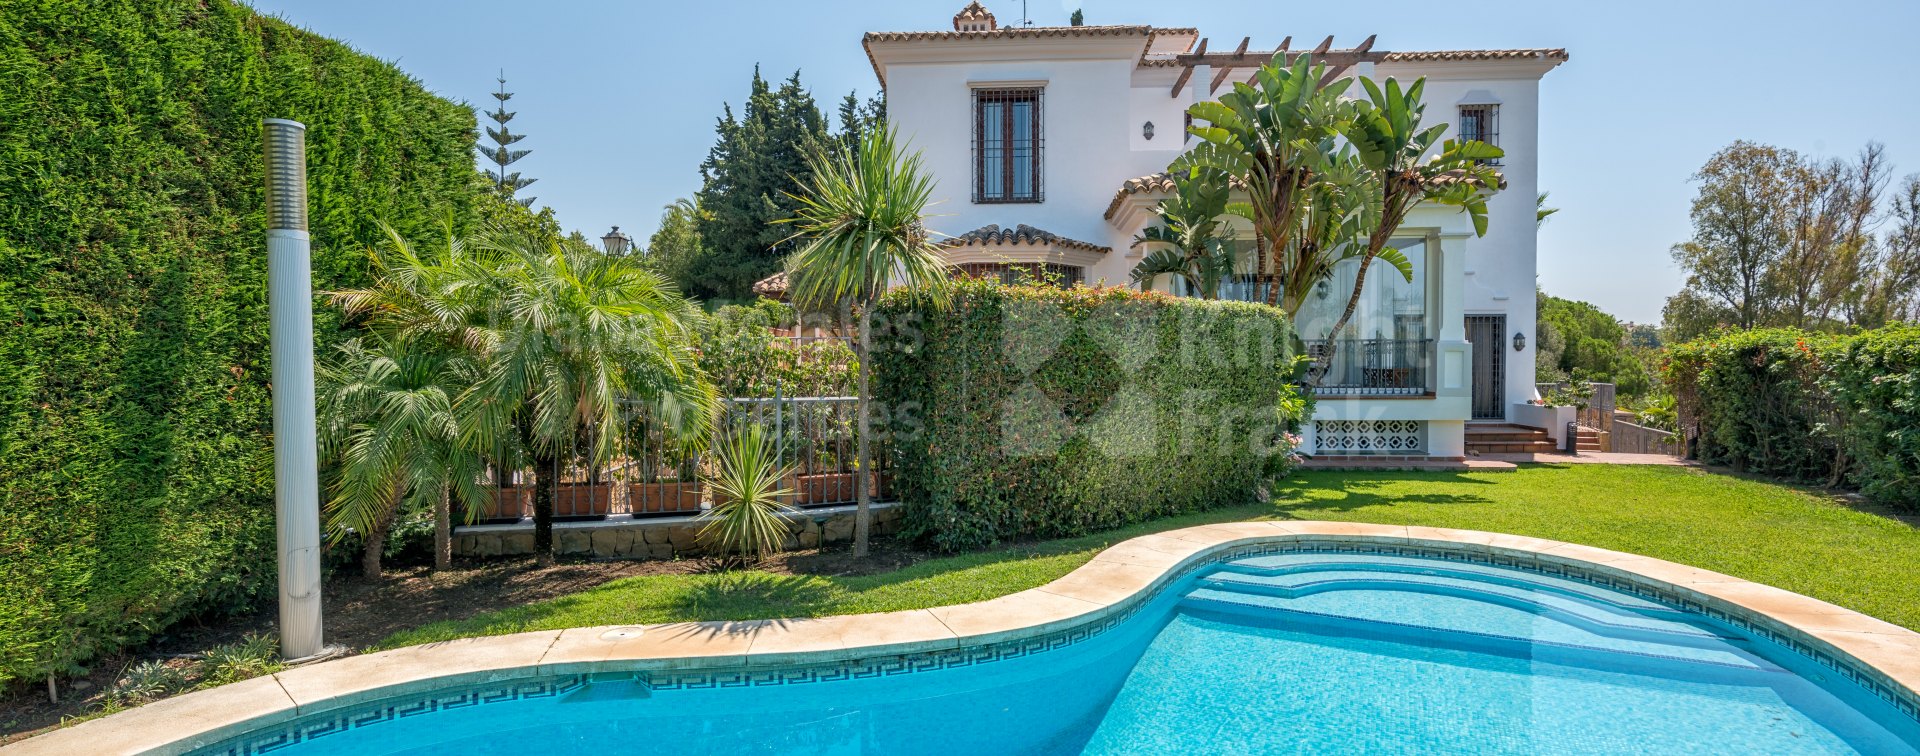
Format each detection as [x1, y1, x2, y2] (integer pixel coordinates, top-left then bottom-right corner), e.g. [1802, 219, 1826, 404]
[198, 551, 1920, 755]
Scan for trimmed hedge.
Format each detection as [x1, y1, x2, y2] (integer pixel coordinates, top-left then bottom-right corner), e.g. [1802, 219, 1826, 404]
[1829, 325, 1920, 509]
[1667, 325, 1920, 509]
[0, 0, 479, 684]
[872, 282, 1303, 551]
[1665, 329, 1843, 483]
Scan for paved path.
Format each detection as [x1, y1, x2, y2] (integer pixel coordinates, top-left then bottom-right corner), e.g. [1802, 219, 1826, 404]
[1301, 452, 1689, 472]
[1479, 452, 1691, 466]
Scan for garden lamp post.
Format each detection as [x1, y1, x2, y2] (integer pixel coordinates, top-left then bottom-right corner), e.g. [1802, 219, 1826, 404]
[263, 118, 325, 661]
[602, 225, 633, 255]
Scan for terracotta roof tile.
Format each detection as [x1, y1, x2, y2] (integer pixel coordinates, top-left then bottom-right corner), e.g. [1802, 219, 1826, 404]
[751, 271, 788, 296]
[942, 224, 1110, 255]
[1380, 48, 1568, 63]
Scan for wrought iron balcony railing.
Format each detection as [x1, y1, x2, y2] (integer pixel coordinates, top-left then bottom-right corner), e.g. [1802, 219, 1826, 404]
[1303, 338, 1433, 396]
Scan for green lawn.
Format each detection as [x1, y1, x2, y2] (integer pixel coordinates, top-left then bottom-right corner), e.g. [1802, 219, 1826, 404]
[378, 465, 1920, 649]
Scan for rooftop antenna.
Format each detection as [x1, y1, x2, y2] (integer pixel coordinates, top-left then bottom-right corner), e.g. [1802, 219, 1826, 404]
[1021, 0, 1033, 26]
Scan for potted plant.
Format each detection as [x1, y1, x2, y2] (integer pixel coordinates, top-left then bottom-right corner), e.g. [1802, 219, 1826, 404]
[552, 480, 615, 521]
[629, 448, 704, 517]
[473, 484, 530, 524]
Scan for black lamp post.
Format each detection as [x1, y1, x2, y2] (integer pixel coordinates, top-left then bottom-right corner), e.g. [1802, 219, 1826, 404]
[602, 225, 633, 255]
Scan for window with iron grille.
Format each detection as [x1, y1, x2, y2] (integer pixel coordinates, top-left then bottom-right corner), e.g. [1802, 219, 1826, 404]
[973, 88, 1043, 203]
[956, 262, 1082, 287]
[1458, 105, 1501, 166]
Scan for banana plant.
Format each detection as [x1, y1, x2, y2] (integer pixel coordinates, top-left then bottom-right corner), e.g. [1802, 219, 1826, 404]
[1315, 76, 1504, 378]
[1172, 52, 1355, 309]
[1129, 173, 1238, 298]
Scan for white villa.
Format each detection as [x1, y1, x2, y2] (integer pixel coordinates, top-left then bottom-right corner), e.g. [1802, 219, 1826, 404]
[859, 3, 1567, 460]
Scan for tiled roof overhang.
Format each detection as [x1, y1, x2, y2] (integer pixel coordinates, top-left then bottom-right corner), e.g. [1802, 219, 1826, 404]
[862, 26, 1199, 87]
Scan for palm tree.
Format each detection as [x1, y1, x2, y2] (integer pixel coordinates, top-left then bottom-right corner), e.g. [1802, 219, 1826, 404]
[1173, 52, 1354, 309]
[461, 231, 715, 563]
[1129, 173, 1238, 298]
[1537, 191, 1560, 226]
[330, 222, 503, 571]
[1318, 76, 1503, 371]
[317, 335, 488, 578]
[782, 126, 950, 558]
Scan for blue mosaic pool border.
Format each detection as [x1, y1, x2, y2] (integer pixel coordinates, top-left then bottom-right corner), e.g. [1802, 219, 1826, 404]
[189, 539, 1920, 755]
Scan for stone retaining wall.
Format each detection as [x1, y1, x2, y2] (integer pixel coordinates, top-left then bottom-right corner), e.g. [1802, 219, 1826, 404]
[452, 503, 904, 560]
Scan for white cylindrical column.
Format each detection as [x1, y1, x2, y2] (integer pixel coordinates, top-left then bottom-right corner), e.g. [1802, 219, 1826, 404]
[263, 118, 323, 660]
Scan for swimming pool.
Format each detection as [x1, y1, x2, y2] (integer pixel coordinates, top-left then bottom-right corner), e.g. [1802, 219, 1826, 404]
[188, 545, 1920, 755]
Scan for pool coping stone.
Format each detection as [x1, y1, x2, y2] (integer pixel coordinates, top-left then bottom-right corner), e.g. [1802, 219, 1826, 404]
[10, 520, 1919, 755]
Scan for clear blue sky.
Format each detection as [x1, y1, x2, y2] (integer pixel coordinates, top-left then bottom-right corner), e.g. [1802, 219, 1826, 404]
[245, 0, 1920, 323]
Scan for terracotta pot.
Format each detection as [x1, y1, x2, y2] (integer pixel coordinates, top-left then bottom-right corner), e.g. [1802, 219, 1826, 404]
[795, 472, 857, 505]
[628, 481, 703, 517]
[475, 487, 530, 523]
[553, 483, 615, 520]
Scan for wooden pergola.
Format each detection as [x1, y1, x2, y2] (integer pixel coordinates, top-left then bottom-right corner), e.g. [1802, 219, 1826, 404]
[1169, 34, 1382, 98]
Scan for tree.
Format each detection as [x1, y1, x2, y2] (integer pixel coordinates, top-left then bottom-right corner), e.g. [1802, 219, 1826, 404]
[1671, 141, 1792, 331]
[461, 232, 715, 561]
[330, 222, 505, 572]
[1850, 174, 1920, 327]
[782, 127, 951, 558]
[1536, 290, 1653, 397]
[1069, 8, 1084, 25]
[1319, 75, 1501, 369]
[641, 198, 709, 292]
[317, 335, 487, 578]
[1173, 53, 1355, 312]
[479, 72, 537, 207]
[835, 91, 887, 156]
[694, 68, 833, 300]
[1129, 173, 1237, 297]
[1667, 140, 1914, 335]
[1537, 191, 1559, 226]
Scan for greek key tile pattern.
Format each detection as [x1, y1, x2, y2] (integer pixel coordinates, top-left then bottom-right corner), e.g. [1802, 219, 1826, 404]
[1315, 419, 1426, 454]
[191, 542, 1920, 755]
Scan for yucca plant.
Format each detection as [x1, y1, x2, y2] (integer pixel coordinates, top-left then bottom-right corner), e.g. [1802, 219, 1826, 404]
[699, 423, 796, 564]
[781, 125, 950, 558]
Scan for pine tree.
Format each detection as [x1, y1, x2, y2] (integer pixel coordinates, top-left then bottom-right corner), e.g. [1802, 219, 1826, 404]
[1070, 8, 1084, 26]
[479, 72, 537, 207]
[836, 91, 886, 155]
[693, 68, 831, 300]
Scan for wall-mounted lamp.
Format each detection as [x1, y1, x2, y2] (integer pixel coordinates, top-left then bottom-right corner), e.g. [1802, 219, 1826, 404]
[1142, 121, 1155, 141]
[1513, 331, 1527, 352]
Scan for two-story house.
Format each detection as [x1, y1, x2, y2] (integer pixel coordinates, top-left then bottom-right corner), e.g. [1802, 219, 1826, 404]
[860, 3, 1567, 460]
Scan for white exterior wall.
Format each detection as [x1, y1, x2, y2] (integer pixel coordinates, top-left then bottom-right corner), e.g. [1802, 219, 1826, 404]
[885, 53, 1184, 286]
[1377, 62, 1547, 415]
[872, 33, 1559, 455]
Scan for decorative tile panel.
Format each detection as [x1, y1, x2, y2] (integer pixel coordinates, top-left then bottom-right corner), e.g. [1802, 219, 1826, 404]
[1314, 419, 1426, 454]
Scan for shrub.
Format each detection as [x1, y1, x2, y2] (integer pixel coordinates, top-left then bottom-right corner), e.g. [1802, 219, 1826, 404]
[872, 281, 1304, 551]
[0, 0, 480, 685]
[104, 660, 189, 706]
[1827, 324, 1920, 509]
[196, 633, 282, 687]
[1666, 329, 1843, 483]
[692, 300, 856, 398]
[698, 423, 797, 563]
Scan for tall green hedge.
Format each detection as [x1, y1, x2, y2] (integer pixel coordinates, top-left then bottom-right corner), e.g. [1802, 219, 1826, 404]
[1667, 325, 1920, 508]
[1828, 325, 1920, 509]
[0, 0, 479, 684]
[872, 282, 1303, 551]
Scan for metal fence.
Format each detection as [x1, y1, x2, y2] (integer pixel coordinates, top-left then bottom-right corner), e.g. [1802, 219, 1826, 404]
[1305, 339, 1433, 396]
[1536, 382, 1617, 434]
[1612, 419, 1680, 456]
[465, 395, 884, 524]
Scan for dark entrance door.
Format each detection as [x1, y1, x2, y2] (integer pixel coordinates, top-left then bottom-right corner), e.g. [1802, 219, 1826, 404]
[1466, 315, 1506, 420]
